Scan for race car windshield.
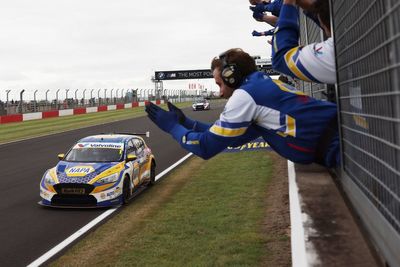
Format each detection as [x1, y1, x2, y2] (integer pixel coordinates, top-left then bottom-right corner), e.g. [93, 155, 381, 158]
[194, 98, 205, 103]
[64, 145, 124, 162]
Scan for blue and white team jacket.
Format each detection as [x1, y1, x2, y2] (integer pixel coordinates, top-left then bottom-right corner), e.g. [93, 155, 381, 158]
[271, 4, 336, 84]
[169, 72, 339, 167]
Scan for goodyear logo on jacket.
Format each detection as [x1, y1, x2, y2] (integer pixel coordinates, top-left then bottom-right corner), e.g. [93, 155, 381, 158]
[66, 166, 95, 177]
[224, 138, 271, 153]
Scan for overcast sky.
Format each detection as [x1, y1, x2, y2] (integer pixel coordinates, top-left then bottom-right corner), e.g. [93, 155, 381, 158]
[0, 1, 273, 101]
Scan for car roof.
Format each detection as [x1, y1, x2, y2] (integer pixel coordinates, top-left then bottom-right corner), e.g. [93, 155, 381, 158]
[78, 134, 142, 143]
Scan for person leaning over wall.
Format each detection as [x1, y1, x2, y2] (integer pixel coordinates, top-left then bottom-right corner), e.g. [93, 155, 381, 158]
[271, 0, 336, 84]
[250, 0, 281, 26]
[251, 28, 275, 37]
[145, 48, 340, 168]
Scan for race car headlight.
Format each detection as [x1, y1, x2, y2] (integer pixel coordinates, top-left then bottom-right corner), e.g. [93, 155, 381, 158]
[97, 173, 119, 184]
[43, 171, 56, 185]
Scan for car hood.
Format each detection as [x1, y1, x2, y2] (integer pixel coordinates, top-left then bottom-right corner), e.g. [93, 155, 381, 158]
[55, 161, 120, 184]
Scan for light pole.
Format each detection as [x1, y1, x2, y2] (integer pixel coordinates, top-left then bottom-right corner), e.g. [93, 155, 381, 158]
[140, 89, 144, 101]
[6, 90, 11, 106]
[82, 89, 87, 106]
[65, 89, 70, 109]
[56, 89, 60, 108]
[104, 89, 107, 104]
[45, 89, 50, 102]
[110, 88, 114, 104]
[97, 89, 101, 106]
[116, 89, 119, 103]
[19, 89, 25, 114]
[147, 89, 151, 101]
[34, 90, 38, 112]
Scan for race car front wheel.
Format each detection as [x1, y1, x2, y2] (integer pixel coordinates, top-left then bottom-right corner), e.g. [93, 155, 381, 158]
[148, 162, 156, 186]
[122, 176, 131, 204]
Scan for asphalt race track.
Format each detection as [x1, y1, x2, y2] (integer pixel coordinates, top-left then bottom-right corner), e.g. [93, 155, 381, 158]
[0, 104, 223, 266]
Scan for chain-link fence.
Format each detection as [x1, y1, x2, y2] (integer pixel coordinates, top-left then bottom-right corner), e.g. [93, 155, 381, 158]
[332, 1, 400, 266]
[298, 1, 400, 266]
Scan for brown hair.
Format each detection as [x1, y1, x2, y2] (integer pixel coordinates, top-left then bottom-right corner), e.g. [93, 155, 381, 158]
[211, 48, 257, 77]
[313, 0, 330, 29]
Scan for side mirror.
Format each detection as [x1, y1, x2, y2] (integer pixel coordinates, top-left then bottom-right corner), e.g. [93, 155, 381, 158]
[126, 154, 137, 162]
[58, 154, 65, 160]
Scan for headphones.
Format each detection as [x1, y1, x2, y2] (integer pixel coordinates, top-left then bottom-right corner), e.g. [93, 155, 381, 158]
[219, 50, 244, 89]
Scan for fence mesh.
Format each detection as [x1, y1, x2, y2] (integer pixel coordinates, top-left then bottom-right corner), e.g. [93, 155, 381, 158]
[330, 0, 400, 265]
[298, 2, 400, 264]
[332, 0, 400, 236]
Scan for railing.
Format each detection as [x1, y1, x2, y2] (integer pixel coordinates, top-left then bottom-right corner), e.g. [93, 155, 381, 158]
[299, 1, 400, 266]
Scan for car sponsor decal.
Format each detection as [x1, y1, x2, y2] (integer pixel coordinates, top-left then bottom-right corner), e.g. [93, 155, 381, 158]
[90, 162, 123, 181]
[73, 142, 124, 149]
[66, 166, 95, 177]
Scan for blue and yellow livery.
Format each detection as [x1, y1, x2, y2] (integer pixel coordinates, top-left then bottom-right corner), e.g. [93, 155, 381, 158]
[39, 133, 156, 208]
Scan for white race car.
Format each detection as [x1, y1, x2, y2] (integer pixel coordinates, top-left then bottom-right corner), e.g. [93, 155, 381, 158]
[192, 98, 210, 111]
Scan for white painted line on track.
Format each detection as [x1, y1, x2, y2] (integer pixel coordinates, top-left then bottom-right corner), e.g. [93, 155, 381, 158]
[155, 153, 193, 182]
[287, 160, 308, 267]
[27, 153, 193, 267]
[27, 208, 117, 267]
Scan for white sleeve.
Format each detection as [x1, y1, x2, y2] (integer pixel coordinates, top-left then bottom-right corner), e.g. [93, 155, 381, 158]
[220, 89, 257, 123]
[298, 37, 336, 84]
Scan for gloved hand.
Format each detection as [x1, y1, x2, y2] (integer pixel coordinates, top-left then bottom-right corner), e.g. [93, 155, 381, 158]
[250, 0, 282, 17]
[145, 102, 178, 133]
[250, 3, 265, 21]
[167, 102, 186, 124]
[252, 10, 264, 21]
[264, 28, 275, 36]
[252, 29, 274, 37]
[264, 0, 282, 17]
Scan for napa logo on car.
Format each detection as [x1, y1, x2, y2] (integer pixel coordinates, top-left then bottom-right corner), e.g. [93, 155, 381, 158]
[66, 166, 95, 177]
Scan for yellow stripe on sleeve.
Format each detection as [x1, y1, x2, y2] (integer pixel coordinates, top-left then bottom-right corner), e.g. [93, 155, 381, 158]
[273, 80, 306, 96]
[210, 125, 247, 137]
[285, 115, 296, 137]
[284, 47, 312, 82]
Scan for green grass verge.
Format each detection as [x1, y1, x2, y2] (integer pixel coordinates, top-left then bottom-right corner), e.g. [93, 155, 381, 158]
[51, 151, 273, 266]
[120, 152, 272, 266]
[0, 102, 191, 144]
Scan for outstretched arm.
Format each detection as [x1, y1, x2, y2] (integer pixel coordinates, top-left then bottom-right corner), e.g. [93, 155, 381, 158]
[147, 93, 260, 159]
[252, 28, 275, 37]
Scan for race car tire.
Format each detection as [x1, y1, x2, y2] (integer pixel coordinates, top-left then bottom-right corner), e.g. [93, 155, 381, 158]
[122, 176, 131, 204]
[148, 162, 156, 186]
